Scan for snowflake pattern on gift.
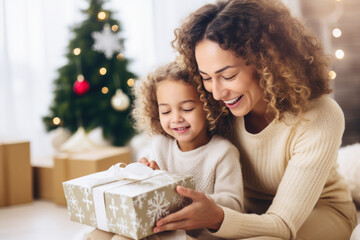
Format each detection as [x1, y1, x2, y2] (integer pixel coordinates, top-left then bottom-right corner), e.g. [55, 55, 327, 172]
[107, 217, 116, 232]
[81, 187, 93, 211]
[131, 217, 150, 239]
[68, 195, 79, 209]
[90, 213, 97, 227]
[64, 174, 194, 239]
[120, 196, 129, 215]
[116, 218, 129, 233]
[147, 191, 170, 225]
[75, 206, 85, 223]
[129, 211, 137, 221]
[134, 193, 147, 209]
[109, 197, 119, 218]
[172, 194, 184, 208]
[67, 184, 75, 195]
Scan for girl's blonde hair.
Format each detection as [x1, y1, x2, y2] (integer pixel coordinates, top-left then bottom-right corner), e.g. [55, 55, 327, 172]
[131, 60, 233, 137]
[172, 0, 332, 121]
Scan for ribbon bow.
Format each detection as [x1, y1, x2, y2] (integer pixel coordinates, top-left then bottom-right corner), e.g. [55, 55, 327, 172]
[88, 162, 163, 187]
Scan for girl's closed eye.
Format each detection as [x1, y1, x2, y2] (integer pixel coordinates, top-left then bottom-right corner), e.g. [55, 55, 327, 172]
[183, 108, 195, 112]
[161, 110, 171, 115]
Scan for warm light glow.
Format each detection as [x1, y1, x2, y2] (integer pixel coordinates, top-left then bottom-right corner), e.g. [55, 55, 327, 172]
[102, 87, 109, 94]
[111, 25, 119, 32]
[332, 28, 342, 38]
[329, 71, 337, 80]
[335, 49, 345, 59]
[98, 11, 107, 21]
[77, 74, 84, 82]
[73, 48, 81, 55]
[117, 53, 124, 60]
[127, 78, 135, 87]
[52, 117, 61, 125]
[99, 67, 107, 75]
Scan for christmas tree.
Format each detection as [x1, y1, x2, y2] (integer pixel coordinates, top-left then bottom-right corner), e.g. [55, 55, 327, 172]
[43, 0, 136, 146]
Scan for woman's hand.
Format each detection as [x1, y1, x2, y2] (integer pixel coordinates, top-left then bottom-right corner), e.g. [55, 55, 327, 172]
[153, 186, 224, 233]
[138, 157, 160, 170]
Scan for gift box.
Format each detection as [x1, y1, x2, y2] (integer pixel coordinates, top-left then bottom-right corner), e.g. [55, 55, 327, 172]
[32, 155, 54, 200]
[54, 146, 131, 205]
[63, 163, 194, 239]
[0, 140, 32, 206]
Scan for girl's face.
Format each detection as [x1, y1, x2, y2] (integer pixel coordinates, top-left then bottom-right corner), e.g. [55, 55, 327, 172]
[195, 39, 266, 117]
[156, 79, 209, 151]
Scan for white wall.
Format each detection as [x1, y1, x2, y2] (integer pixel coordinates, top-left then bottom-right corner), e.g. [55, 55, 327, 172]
[0, 0, 299, 158]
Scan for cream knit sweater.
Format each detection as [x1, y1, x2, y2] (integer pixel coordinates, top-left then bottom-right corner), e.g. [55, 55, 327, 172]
[145, 135, 244, 212]
[212, 96, 353, 239]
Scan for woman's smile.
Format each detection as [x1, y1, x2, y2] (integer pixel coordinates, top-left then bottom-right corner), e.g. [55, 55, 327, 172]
[223, 95, 244, 108]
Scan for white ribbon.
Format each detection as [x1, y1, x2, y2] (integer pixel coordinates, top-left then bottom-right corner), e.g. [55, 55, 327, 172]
[91, 162, 164, 231]
[86, 162, 163, 187]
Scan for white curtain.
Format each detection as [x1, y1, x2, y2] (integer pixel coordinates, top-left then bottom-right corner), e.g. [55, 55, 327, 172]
[0, 0, 299, 159]
[0, 0, 88, 158]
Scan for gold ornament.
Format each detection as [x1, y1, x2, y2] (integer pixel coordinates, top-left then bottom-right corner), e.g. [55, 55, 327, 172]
[111, 89, 130, 111]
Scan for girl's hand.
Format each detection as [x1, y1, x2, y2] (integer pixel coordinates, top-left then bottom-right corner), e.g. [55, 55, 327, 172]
[138, 157, 160, 170]
[153, 186, 224, 233]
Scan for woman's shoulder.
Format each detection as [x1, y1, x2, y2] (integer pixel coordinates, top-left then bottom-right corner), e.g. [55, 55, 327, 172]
[305, 95, 344, 122]
[289, 95, 345, 135]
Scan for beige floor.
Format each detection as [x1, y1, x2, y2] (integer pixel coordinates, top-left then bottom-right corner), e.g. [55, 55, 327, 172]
[0, 200, 94, 240]
[1, 200, 358, 240]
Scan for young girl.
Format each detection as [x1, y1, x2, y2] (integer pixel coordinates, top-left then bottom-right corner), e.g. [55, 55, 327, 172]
[132, 60, 244, 239]
[86, 61, 243, 240]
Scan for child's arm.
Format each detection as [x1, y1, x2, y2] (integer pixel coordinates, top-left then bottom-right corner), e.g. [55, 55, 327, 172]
[210, 143, 244, 212]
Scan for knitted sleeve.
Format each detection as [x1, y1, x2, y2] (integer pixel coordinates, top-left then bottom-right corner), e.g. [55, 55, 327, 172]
[212, 97, 345, 239]
[209, 141, 244, 212]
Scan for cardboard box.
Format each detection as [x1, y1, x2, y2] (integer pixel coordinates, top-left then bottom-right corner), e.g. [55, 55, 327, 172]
[63, 167, 194, 239]
[54, 146, 131, 205]
[32, 155, 54, 200]
[0, 141, 32, 206]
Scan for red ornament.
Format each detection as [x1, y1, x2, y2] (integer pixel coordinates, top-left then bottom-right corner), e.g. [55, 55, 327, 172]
[73, 74, 90, 95]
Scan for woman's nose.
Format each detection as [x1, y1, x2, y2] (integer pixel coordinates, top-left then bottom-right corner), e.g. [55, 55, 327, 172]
[212, 80, 226, 101]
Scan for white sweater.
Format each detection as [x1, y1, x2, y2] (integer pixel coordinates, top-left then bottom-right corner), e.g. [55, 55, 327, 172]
[212, 96, 353, 239]
[145, 135, 244, 212]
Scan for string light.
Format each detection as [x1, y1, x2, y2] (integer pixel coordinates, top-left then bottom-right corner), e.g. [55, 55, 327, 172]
[127, 78, 135, 87]
[111, 25, 119, 32]
[97, 11, 107, 21]
[335, 49, 345, 59]
[73, 48, 81, 55]
[99, 67, 107, 75]
[102, 87, 109, 94]
[332, 28, 342, 38]
[52, 117, 61, 125]
[329, 71, 337, 80]
[117, 53, 125, 60]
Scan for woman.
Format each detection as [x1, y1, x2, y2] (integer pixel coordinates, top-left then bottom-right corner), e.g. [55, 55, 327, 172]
[152, 0, 358, 239]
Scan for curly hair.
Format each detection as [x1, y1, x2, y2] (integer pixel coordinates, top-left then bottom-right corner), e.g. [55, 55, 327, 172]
[172, 0, 332, 121]
[131, 60, 233, 137]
